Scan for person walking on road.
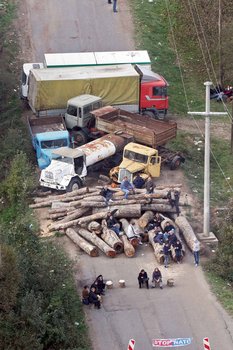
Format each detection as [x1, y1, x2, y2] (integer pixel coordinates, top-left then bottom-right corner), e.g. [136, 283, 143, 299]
[113, 0, 118, 12]
[193, 238, 200, 266]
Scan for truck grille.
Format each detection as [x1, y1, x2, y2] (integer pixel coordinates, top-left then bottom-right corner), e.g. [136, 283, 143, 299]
[118, 169, 132, 183]
[45, 171, 53, 180]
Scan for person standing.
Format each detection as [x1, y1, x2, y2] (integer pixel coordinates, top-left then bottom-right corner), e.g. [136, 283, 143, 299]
[193, 238, 200, 266]
[163, 242, 170, 268]
[82, 286, 90, 305]
[174, 240, 183, 263]
[89, 287, 101, 309]
[145, 175, 154, 203]
[113, 0, 118, 12]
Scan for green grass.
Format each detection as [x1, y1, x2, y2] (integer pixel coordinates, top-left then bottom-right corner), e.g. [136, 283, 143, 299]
[205, 270, 233, 316]
[166, 132, 233, 206]
[130, 0, 229, 117]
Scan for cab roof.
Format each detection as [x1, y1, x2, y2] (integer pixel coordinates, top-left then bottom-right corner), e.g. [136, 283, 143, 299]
[67, 94, 102, 107]
[52, 147, 83, 158]
[124, 142, 157, 156]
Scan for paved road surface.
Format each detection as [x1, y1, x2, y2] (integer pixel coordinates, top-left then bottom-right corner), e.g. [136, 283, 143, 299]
[21, 0, 134, 60]
[20, 1, 233, 349]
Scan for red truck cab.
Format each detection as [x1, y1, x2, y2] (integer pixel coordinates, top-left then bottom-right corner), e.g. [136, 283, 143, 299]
[136, 66, 169, 118]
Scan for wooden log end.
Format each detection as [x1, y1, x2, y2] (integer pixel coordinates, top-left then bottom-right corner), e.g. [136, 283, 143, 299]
[113, 242, 124, 254]
[90, 248, 99, 257]
[106, 250, 117, 258]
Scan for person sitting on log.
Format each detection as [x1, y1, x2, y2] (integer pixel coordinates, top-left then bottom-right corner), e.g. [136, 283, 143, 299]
[100, 185, 114, 205]
[120, 176, 135, 199]
[89, 286, 101, 309]
[95, 275, 106, 295]
[138, 269, 149, 289]
[153, 231, 164, 245]
[145, 175, 155, 194]
[146, 212, 163, 231]
[168, 229, 178, 247]
[163, 221, 175, 234]
[133, 173, 145, 189]
[174, 240, 183, 263]
[151, 268, 163, 289]
[106, 212, 121, 236]
[82, 285, 90, 305]
[167, 189, 180, 215]
[126, 221, 143, 245]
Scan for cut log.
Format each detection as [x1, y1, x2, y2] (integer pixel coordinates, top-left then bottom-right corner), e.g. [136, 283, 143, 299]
[156, 184, 182, 190]
[48, 212, 67, 220]
[87, 221, 102, 234]
[175, 215, 199, 251]
[77, 211, 111, 226]
[120, 235, 135, 257]
[77, 228, 116, 258]
[48, 207, 75, 214]
[48, 208, 91, 231]
[148, 230, 164, 264]
[101, 227, 124, 253]
[82, 195, 104, 202]
[119, 218, 138, 247]
[92, 204, 141, 218]
[33, 187, 90, 203]
[138, 211, 154, 229]
[66, 228, 98, 257]
[141, 204, 177, 213]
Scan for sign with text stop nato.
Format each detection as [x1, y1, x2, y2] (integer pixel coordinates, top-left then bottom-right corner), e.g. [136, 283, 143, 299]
[152, 338, 192, 347]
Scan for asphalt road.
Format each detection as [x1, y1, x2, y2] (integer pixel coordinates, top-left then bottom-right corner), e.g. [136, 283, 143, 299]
[20, 1, 233, 349]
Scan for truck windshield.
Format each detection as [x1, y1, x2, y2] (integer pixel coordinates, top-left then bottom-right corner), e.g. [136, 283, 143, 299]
[41, 139, 68, 149]
[124, 150, 148, 164]
[67, 105, 78, 117]
[55, 156, 73, 164]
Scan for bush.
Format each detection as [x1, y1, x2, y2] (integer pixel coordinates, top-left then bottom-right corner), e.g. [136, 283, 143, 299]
[1, 151, 36, 205]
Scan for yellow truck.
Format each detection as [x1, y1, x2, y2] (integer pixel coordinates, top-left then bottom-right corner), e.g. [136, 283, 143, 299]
[110, 142, 161, 183]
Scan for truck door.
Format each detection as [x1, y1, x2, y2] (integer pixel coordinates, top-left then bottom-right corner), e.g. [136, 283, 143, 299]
[148, 156, 161, 177]
[74, 156, 84, 175]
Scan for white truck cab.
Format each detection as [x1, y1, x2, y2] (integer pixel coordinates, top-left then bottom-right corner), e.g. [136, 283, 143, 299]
[21, 63, 44, 99]
[40, 147, 87, 192]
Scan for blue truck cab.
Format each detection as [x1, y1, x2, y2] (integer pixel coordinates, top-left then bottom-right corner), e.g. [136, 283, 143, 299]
[28, 116, 70, 169]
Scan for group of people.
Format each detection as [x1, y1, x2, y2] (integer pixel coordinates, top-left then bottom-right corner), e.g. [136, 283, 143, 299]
[100, 175, 155, 205]
[146, 213, 183, 267]
[138, 268, 163, 289]
[82, 275, 106, 309]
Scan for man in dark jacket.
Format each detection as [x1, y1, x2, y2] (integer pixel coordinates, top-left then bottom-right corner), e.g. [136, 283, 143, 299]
[89, 287, 101, 309]
[133, 174, 145, 189]
[174, 240, 183, 263]
[100, 185, 114, 205]
[163, 242, 170, 268]
[152, 268, 163, 289]
[106, 212, 121, 236]
[145, 176, 154, 194]
[138, 269, 149, 289]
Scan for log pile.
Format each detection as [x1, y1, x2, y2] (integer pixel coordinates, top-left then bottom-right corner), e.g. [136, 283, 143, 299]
[30, 184, 193, 261]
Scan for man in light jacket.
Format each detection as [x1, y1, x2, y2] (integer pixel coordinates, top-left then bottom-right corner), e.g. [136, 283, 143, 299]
[193, 238, 200, 266]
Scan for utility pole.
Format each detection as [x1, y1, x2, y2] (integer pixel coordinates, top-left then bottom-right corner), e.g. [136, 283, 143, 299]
[218, 0, 223, 86]
[188, 82, 227, 237]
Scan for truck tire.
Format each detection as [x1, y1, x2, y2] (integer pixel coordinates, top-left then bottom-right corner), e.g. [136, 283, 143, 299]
[143, 110, 159, 119]
[67, 178, 82, 192]
[170, 155, 182, 170]
[71, 130, 88, 146]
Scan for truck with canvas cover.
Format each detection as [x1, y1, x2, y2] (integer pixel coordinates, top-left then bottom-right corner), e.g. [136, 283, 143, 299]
[21, 50, 151, 99]
[39, 133, 131, 192]
[28, 116, 70, 169]
[27, 64, 168, 119]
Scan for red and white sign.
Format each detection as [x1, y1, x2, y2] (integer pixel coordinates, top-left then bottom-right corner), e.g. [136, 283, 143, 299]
[128, 339, 135, 350]
[203, 338, 211, 350]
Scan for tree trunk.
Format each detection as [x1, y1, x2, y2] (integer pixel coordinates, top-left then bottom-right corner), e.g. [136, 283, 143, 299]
[175, 215, 197, 251]
[120, 235, 135, 257]
[66, 228, 98, 257]
[101, 227, 123, 253]
[77, 228, 116, 258]
[87, 221, 102, 234]
[82, 195, 104, 202]
[92, 204, 141, 218]
[148, 230, 164, 264]
[141, 204, 177, 213]
[77, 211, 110, 226]
[138, 211, 154, 228]
[156, 184, 182, 190]
[48, 208, 91, 232]
[33, 187, 90, 203]
[48, 212, 67, 220]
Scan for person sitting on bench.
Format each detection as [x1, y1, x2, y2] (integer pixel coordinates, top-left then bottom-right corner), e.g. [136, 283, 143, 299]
[152, 268, 163, 289]
[138, 269, 149, 289]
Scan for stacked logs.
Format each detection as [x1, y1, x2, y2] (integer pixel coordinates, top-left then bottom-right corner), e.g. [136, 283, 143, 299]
[29, 184, 194, 261]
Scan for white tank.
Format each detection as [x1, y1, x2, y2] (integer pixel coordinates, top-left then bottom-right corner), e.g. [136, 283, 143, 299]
[79, 134, 126, 167]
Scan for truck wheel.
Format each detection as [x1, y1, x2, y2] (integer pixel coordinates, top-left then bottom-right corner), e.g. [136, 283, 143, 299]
[67, 178, 82, 192]
[170, 156, 182, 170]
[71, 130, 88, 146]
[143, 111, 158, 119]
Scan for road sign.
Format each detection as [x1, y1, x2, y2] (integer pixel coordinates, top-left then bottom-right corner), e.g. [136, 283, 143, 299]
[152, 338, 192, 347]
[128, 339, 135, 350]
[203, 337, 211, 350]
